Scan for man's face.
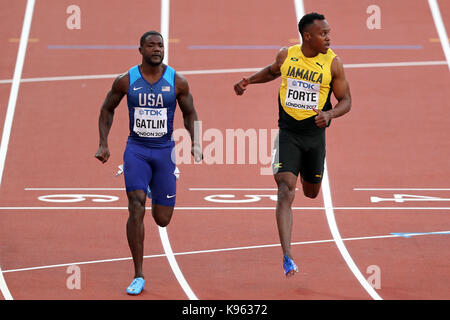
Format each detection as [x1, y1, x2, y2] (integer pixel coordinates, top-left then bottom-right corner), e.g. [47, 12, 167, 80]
[139, 34, 164, 66]
[304, 19, 331, 54]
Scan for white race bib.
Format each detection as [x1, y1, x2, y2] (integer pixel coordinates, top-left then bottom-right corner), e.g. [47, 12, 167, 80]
[284, 77, 320, 110]
[133, 107, 167, 138]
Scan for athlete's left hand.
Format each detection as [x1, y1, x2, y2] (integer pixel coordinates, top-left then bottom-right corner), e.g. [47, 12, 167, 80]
[95, 145, 110, 163]
[191, 143, 203, 162]
[312, 108, 331, 128]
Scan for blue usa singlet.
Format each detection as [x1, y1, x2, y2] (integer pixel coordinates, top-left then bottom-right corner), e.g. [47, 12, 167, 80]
[127, 64, 177, 148]
[123, 64, 178, 205]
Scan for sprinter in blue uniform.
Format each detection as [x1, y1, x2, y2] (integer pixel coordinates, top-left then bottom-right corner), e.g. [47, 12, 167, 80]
[95, 31, 202, 295]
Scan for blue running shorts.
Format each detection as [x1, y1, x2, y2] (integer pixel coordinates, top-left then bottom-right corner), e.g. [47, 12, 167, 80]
[123, 140, 177, 206]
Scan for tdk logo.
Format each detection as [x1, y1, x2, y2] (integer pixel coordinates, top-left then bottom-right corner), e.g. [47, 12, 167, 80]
[139, 109, 163, 116]
[290, 79, 319, 91]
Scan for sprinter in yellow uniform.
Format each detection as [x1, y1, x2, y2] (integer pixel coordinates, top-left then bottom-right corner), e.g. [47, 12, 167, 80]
[234, 12, 351, 277]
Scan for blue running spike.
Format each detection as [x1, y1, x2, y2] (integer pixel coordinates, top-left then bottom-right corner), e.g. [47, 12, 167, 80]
[283, 255, 298, 276]
[146, 185, 152, 199]
[126, 277, 145, 295]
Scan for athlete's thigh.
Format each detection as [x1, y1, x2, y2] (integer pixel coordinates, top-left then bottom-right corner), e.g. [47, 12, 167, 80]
[299, 131, 326, 184]
[149, 146, 177, 207]
[273, 129, 302, 176]
[123, 141, 152, 193]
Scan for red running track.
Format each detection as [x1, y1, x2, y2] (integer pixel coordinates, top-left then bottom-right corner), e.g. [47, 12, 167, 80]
[0, 0, 449, 300]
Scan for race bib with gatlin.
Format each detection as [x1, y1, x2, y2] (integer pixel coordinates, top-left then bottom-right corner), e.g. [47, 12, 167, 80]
[133, 107, 168, 138]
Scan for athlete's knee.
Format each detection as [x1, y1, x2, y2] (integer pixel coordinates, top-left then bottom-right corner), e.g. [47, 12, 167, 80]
[154, 215, 171, 227]
[302, 181, 321, 199]
[303, 189, 319, 199]
[128, 197, 146, 222]
[153, 213, 173, 227]
[152, 205, 174, 227]
[276, 181, 296, 204]
[275, 172, 297, 205]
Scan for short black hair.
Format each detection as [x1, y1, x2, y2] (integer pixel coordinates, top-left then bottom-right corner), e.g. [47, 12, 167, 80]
[298, 12, 325, 36]
[140, 31, 163, 47]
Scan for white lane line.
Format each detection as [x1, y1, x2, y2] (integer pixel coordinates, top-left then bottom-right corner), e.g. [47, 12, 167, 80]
[294, 0, 382, 300]
[428, 0, 450, 70]
[344, 60, 446, 69]
[24, 188, 126, 191]
[293, 0, 305, 41]
[180, 67, 261, 75]
[0, 265, 13, 300]
[0, 61, 446, 85]
[3, 230, 447, 274]
[25, 187, 279, 191]
[354, 188, 450, 191]
[322, 162, 383, 300]
[158, 227, 198, 300]
[161, 0, 170, 65]
[24, 187, 294, 191]
[0, 73, 119, 84]
[190, 188, 282, 191]
[0, 206, 449, 210]
[0, 0, 35, 186]
[159, 0, 197, 301]
[0, 0, 36, 301]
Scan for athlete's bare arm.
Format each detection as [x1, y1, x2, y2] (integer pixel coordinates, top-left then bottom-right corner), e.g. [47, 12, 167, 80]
[313, 56, 351, 128]
[175, 73, 202, 162]
[95, 73, 128, 163]
[234, 47, 288, 95]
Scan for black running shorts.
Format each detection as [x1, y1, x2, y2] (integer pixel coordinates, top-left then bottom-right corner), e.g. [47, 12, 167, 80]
[272, 128, 326, 184]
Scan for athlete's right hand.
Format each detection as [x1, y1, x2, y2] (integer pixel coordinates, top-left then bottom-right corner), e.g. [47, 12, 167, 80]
[234, 77, 249, 95]
[95, 146, 110, 163]
[191, 143, 203, 163]
[312, 108, 331, 128]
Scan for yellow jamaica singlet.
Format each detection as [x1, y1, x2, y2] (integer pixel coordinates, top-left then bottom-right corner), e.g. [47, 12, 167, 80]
[278, 45, 336, 132]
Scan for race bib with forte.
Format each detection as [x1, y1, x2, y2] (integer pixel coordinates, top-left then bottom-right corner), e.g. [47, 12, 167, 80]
[133, 107, 167, 138]
[284, 77, 320, 110]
